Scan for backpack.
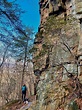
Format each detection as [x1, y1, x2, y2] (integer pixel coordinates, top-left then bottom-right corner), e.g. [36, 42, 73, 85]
[22, 86, 26, 92]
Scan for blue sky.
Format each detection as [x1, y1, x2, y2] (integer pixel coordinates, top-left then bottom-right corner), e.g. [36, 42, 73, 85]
[17, 0, 40, 33]
[8, 0, 40, 33]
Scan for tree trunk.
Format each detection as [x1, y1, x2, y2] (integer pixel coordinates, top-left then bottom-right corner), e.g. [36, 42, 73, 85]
[21, 46, 27, 86]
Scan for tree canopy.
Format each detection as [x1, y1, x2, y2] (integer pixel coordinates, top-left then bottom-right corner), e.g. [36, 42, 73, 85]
[0, 0, 34, 67]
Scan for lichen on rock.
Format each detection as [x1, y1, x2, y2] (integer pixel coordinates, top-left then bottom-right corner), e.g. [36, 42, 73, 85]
[32, 0, 82, 110]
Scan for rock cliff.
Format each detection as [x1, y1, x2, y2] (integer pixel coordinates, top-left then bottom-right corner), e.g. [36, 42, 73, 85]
[32, 0, 82, 110]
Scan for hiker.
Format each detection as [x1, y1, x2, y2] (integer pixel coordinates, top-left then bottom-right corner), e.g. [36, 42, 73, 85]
[22, 84, 27, 102]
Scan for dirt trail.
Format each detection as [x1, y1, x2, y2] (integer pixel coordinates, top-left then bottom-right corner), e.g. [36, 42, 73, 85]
[0, 95, 36, 110]
[17, 102, 32, 110]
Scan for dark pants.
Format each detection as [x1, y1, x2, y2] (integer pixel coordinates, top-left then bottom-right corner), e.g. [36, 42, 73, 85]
[22, 91, 26, 102]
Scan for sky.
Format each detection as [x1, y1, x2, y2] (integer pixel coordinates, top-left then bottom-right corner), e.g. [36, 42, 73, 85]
[0, 0, 40, 62]
[8, 0, 40, 33]
[17, 0, 40, 33]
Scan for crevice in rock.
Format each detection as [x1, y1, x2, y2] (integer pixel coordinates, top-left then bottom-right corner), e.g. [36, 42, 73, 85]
[34, 54, 50, 76]
[49, 6, 64, 16]
[79, 18, 82, 30]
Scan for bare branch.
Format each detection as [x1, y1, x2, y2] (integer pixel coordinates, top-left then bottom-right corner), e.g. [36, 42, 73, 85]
[0, 44, 10, 67]
[52, 61, 74, 67]
[0, 8, 28, 38]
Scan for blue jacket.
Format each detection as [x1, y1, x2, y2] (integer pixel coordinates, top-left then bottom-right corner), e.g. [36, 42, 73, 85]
[22, 85, 27, 92]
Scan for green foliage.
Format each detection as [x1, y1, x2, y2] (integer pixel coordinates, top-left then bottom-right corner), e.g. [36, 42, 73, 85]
[34, 49, 47, 60]
[42, 44, 48, 49]
[44, 15, 77, 34]
[39, 49, 47, 56]
[35, 30, 43, 38]
[35, 30, 44, 43]
[29, 47, 37, 53]
[44, 15, 65, 33]
[69, 100, 79, 110]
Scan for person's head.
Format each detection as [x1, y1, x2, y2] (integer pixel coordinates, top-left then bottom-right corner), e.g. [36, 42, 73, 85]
[23, 84, 26, 86]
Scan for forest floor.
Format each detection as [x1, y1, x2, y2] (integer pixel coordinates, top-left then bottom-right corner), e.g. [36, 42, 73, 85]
[0, 95, 36, 110]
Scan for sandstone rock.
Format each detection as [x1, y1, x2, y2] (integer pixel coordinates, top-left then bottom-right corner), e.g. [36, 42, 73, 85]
[33, 0, 82, 110]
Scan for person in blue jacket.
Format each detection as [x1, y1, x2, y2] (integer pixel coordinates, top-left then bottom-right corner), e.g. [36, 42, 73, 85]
[22, 84, 27, 102]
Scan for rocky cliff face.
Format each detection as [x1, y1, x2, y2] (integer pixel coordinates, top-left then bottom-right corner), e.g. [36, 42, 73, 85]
[32, 0, 82, 110]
